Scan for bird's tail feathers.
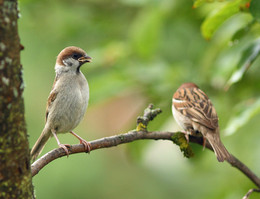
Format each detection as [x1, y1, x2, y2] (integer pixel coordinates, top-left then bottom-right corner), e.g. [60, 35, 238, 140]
[30, 128, 51, 162]
[206, 130, 234, 163]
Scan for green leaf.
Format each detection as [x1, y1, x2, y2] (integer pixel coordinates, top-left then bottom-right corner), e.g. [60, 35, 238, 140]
[231, 17, 254, 41]
[250, 0, 260, 22]
[224, 98, 260, 135]
[225, 38, 260, 90]
[201, 0, 247, 40]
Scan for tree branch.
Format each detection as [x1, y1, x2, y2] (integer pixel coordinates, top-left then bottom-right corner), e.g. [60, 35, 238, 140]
[243, 188, 260, 199]
[31, 104, 260, 198]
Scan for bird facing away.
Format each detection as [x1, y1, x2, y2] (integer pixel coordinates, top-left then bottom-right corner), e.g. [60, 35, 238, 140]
[172, 82, 233, 162]
[30, 46, 92, 162]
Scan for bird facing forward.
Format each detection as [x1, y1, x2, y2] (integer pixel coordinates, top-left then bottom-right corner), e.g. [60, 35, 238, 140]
[31, 46, 92, 162]
[172, 82, 232, 162]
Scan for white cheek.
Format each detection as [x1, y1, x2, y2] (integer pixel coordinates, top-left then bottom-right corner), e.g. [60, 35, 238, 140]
[63, 58, 79, 67]
[55, 63, 71, 74]
[55, 58, 80, 74]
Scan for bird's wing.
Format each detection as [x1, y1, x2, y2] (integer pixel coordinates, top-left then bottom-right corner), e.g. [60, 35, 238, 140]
[45, 75, 60, 122]
[45, 90, 58, 122]
[173, 87, 218, 130]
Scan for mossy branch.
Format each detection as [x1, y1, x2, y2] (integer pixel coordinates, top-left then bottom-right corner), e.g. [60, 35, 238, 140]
[31, 104, 260, 198]
[171, 133, 194, 158]
[136, 103, 162, 131]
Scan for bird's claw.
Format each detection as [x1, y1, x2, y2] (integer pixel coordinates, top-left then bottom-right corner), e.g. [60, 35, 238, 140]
[80, 140, 91, 154]
[59, 144, 70, 157]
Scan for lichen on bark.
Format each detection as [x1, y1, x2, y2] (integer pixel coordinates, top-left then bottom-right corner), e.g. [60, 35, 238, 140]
[171, 133, 194, 158]
[0, 0, 34, 198]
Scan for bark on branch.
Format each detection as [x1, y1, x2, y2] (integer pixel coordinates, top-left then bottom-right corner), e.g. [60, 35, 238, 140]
[243, 188, 260, 199]
[31, 104, 260, 198]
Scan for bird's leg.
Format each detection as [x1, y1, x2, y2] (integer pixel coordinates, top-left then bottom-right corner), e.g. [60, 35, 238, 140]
[184, 133, 189, 143]
[52, 130, 70, 157]
[202, 137, 207, 151]
[70, 131, 91, 153]
[184, 129, 194, 143]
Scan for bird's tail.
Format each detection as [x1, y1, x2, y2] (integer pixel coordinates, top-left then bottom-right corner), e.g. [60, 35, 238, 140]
[206, 129, 233, 163]
[30, 128, 50, 162]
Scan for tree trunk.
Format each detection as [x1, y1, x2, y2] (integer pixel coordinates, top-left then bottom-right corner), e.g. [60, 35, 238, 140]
[0, 0, 34, 198]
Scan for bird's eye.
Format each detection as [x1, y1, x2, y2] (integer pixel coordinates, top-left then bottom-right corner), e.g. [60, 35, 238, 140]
[72, 54, 80, 59]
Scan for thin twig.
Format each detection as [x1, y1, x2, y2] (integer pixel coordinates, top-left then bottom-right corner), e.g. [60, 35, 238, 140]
[243, 188, 260, 199]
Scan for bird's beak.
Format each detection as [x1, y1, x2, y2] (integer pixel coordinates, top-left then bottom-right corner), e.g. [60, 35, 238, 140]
[78, 55, 92, 63]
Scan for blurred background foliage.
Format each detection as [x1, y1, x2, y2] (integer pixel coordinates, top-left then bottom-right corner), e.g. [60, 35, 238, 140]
[19, 0, 260, 198]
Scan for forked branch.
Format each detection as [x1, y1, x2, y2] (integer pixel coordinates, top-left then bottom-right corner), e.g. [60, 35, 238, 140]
[31, 104, 260, 198]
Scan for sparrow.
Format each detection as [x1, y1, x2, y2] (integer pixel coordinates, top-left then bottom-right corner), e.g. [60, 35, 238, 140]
[30, 46, 92, 162]
[172, 82, 232, 162]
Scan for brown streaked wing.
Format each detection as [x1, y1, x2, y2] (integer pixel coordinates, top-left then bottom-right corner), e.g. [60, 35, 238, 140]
[173, 87, 218, 130]
[191, 87, 218, 129]
[45, 90, 58, 122]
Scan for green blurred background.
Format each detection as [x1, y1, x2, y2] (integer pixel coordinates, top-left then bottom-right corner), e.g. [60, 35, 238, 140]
[19, 0, 260, 198]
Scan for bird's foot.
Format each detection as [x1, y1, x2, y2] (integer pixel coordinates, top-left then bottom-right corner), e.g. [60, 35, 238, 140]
[184, 133, 189, 143]
[70, 131, 91, 153]
[202, 137, 206, 151]
[80, 139, 91, 154]
[59, 144, 71, 157]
